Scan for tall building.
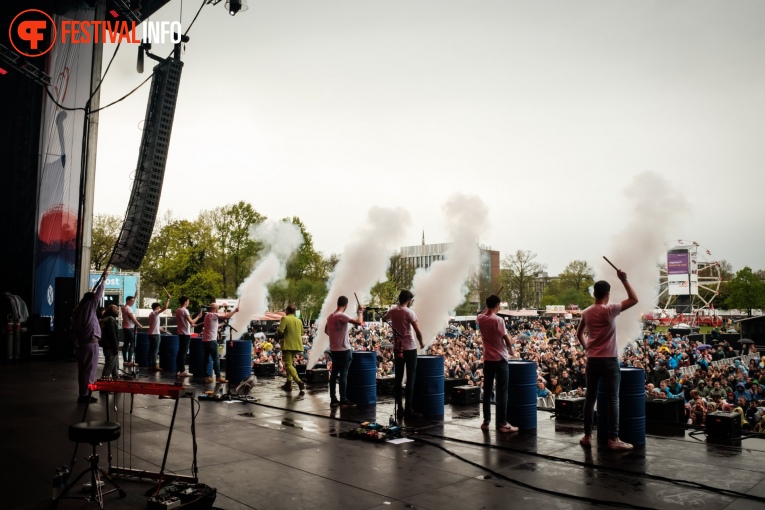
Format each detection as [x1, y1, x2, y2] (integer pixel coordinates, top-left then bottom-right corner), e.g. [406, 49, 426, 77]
[397, 237, 500, 289]
[531, 271, 557, 309]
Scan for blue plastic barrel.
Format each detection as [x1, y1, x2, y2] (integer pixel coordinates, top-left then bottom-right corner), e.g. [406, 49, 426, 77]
[189, 338, 213, 379]
[225, 340, 253, 386]
[507, 360, 537, 432]
[413, 355, 444, 416]
[159, 335, 179, 374]
[134, 332, 149, 367]
[618, 368, 646, 447]
[346, 351, 377, 406]
[597, 367, 646, 447]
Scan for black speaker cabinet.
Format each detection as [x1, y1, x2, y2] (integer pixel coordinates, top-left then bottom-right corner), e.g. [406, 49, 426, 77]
[253, 362, 275, 376]
[305, 368, 329, 383]
[377, 376, 395, 394]
[706, 411, 741, 439]
[28, 315, 51, 335]
[645, 397, 685, 423]
[452, 385, 480, 405]
[444, 378, 465, 403]
[52, 277, 75, 360]
[555, 397, 585, 419]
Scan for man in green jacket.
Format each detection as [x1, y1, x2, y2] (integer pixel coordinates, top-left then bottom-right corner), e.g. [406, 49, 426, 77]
[278, 304, 305, 393]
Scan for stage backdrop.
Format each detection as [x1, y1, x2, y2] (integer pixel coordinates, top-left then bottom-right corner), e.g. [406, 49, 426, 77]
[33, 4, 95, 320]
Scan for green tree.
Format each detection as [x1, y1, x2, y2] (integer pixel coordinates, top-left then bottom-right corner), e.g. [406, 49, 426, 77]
[90, 213, 122, 270]
[725, 267, 765, 316]
[388, 253, 416, 292]
[171, 269, 223, 310]
[715, 281, 731, 309]
[139, 217, 214, 300]
[268, 277, 328, 326]
[292, 277, 329, 325]
[284, 217, 321, 281]
[558, 260, 595, 291]
[369, 280, 398, 308]
[500, 250, 546, 309]
[203, 202, 265, 296]
[718, 259, 735, 281]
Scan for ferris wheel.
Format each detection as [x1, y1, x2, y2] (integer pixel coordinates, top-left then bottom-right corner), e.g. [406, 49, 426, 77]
[657, 240, 721, 311]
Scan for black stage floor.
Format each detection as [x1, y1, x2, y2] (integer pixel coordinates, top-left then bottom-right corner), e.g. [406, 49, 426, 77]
[2, 360, 765, 510]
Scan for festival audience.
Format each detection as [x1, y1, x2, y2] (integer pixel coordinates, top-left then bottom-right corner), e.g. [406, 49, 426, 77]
[240, 314, 764, 433]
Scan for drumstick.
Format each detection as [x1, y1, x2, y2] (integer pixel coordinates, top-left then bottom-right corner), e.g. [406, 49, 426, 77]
[354, 293, 361, 307]
[495, 286, 503, 297]
[603, 256, 619, 271]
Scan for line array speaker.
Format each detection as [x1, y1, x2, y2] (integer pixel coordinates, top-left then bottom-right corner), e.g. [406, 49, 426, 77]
[112, 58, 183, 269]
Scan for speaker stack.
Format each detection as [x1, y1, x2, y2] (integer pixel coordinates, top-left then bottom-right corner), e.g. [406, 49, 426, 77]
[706, 411, 741, 440]
[52, 277, 75, 360]
[555, 397, 585, 419]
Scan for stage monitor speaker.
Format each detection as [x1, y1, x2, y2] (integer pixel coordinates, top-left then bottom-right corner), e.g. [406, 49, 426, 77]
[377, 375, 395, 394]
[645, 397, 684, 423]
[112, 58, 184, 270]
[253, 362, 275, 376]
[53, 277, 75, 359]
[706, 411, 741, 439]
[444, 377, 464, 403]
[555, 397, 585, 419]
[305, 368, 329, 383]
[452, 385, 480, 405]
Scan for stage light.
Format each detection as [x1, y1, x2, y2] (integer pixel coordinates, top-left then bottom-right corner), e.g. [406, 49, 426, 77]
[109, 9, 119, 18]
[0, 67, 7, 76]
[225, 0, 248, 16]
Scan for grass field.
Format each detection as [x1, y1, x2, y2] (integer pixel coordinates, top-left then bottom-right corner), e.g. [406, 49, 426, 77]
[652, 326, 719, 335]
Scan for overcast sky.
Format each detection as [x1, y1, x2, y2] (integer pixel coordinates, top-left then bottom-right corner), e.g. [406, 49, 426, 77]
[93, 0, 765, 276]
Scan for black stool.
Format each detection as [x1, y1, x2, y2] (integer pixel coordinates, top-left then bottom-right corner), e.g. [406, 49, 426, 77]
[52, 421, 125, 508]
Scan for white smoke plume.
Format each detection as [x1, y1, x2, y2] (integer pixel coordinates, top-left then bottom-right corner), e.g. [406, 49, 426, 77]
[307, 207, 411, 368]
[594, 171, 690, 351]
[230, 221, 304, 335]
[412, 194, 490, 350]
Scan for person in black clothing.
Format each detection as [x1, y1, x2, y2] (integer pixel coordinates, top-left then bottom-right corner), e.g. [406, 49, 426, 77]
[745, 400, 761, 428]
[559, 370, 573, 392]
[100, 304, 120, 378]
[652, 364, 671, 387]
[574, 366, 586, 389]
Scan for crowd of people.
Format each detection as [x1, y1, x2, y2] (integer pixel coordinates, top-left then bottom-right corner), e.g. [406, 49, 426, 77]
[243, 309, 764, 432]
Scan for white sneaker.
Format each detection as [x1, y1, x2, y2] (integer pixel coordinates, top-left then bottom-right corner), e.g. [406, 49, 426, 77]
[179, 371, 192, 377]
[607, 437, 634, 451]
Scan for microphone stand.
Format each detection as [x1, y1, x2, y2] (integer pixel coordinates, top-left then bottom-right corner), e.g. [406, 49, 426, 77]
[386, 321, 405, 424]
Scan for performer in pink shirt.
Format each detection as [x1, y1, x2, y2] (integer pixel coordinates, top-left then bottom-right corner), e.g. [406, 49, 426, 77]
[175, 296, 203, 377]
[477, 294, 518, 433]
[576, 266, 638, 450]
[325, 296, 364, 407]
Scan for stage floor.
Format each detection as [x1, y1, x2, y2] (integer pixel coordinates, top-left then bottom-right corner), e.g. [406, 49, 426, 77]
[2, 359, 765, 510]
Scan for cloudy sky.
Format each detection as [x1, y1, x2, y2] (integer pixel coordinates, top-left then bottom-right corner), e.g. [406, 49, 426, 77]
[93, 0, 765, 276]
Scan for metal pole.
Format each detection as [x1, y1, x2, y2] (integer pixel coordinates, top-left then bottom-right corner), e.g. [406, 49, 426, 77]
[76, 0, 106, 297]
